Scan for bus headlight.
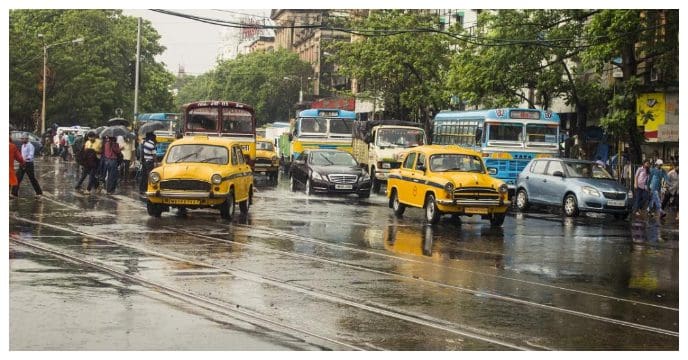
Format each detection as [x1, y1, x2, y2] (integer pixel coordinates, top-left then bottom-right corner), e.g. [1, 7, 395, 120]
[444, 182, 455, 195]
[211, 174, 223, 184]
[498, 184, 508, 194]
[149, 172, 161, 184]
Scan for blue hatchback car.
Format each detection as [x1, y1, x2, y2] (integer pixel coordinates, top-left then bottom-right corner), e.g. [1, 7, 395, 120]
[515, 158, 631, 218]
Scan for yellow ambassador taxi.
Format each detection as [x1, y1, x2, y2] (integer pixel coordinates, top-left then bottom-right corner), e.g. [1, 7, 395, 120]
[254, 137, 280, 184]
[386, 145, 510, 226]
[145, 135, 253, 220]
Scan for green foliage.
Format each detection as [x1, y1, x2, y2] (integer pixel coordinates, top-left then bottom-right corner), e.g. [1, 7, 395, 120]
[9, 9, 175, 131]
[331, 10, 453, 123]
[175, 50, 312, 126]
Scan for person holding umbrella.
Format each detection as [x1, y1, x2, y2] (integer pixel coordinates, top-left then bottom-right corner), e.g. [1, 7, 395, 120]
[102, 135, 122, 195]
[139, 132, 157, 194]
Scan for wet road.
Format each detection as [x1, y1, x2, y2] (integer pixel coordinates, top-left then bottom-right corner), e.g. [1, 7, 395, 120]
[8, 157, 679, 350]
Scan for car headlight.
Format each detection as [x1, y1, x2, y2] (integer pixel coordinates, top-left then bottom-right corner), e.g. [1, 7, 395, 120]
[211, 174, 222, 184]
[360, 172, 370, 181]
[444, 182, 455, 195]
[311, 171, 324, 181]
[149, 172, 160, 184]
[627, 190, 634, 199]
[498, 184, 508, 194]
[582, 186, 600, 197]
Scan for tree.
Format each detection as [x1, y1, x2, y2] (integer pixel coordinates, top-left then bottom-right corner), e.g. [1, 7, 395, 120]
[9, 9, 175, 130]
[583, 10, 679, 164]
[331, 10, 453, 128]
[175, 49, 312, 126]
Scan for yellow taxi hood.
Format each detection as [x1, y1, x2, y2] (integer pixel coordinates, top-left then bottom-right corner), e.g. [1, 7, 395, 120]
[442, 172, 503, 188]
[157, 163, 222, 180]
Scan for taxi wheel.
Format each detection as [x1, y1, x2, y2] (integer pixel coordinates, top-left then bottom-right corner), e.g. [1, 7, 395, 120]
[146, 200, 163, 218]
[425, 194, 441, 224]
[563, 194, 579, 217]
[490, 212, 506, 226]
[239, 188, 251, 214]
[220, 190, 236, 220]
[516, 189, 529, 211]
[391, 190, 405, 216]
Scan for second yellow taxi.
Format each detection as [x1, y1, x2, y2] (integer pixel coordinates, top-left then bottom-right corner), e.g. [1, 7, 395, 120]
[145, 135, 254, 219]
[386, 145, 510, 226]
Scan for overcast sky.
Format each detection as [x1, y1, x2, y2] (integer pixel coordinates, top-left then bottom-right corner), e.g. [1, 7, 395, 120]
[123, 9, 272, 76]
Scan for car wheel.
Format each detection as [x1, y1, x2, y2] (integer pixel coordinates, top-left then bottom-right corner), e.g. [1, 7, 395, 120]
[239, 188, 251, 214]
[371, 167, 381, 194]
[289, 175, 297, 192]
[146, 200, 163, 218]
[305, 178, 312, 196]
[220, 190, 235, 220]
[391, 189, 405, 216]
[425, 193, 441, 224]
[563, 194, 579, 217]
[516, 189, 529, 211]
[490, 212, 506, 226]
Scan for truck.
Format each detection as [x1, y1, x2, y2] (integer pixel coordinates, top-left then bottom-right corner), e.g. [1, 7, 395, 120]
[352, 120, 427, 194]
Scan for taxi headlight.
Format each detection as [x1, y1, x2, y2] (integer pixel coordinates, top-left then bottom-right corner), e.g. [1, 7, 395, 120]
[149, 172, 160, 184]
[444, 182, 455, 195]
[211, 174, 223, 184]
[498, 184, 508, 194]
[582, 186, 600, 197]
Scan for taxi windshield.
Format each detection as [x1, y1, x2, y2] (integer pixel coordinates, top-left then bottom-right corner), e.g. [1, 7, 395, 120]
[257, 141, 274, 151]
[429, 154, 485, 173]
[166, 144, 229, 165]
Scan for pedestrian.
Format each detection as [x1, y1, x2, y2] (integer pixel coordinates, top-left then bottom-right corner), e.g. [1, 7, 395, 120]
[646, 159, 668, 218]
[632, 159, 651, 216]
[75, 131, 101, 194]
[11, 134, 43, 198]
[139, 132, 157, 194]
[102, 136, 122, 194]
[119, 135, 135, 182]
[661, 164, 678, 213]
[622, 159, 632, 187]
[66, 131, 76, 161]
[59, 133, 68, 161]
[10, 136, 25, 196]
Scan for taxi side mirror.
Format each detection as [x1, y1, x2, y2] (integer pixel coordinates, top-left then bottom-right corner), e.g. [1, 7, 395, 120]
[488, 167, 498, 175]
[416, 165, 426, 172]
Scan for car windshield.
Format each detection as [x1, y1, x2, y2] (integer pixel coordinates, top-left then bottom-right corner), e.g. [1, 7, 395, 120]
[166, 144, 228, 164]
[429, 154, 485, 173]
[563, 162, 613, 179]
[310, 151, 357, 166]
[256, 141, 274, 151]
[376, 128, 425, 148]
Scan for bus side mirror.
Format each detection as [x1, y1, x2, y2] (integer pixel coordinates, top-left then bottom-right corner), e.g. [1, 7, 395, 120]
[475, 128, 483, 144]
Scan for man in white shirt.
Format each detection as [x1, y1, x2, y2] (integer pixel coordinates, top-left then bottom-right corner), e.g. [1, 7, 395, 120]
[11, 134, 43, 197]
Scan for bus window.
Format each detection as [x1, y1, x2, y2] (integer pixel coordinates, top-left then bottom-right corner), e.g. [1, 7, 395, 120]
[329, 118, 354, 135]
[526, 124, 558, 144]
[222, 108, 253, 134]
[187, 108, 218, 132]
[300, 118, 326, 134]
[488, 123, 523, 142]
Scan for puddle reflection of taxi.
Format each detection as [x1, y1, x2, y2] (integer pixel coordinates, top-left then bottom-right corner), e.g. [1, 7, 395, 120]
[254, 137, 279, 184]
[386, 145, 510, 226]
[145, 136, 253, 219]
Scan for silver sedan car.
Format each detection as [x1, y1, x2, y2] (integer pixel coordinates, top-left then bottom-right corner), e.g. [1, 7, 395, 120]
[515, 158, 631, 218]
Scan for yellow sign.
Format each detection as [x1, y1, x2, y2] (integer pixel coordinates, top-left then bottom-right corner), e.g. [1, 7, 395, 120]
[636, 93, 666, 140]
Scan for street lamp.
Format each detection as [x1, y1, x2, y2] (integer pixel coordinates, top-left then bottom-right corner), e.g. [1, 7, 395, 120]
[283, 75, 313, 104]
[38, 34, 84, 135]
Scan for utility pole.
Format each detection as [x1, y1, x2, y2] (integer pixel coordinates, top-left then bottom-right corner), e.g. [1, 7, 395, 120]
[133, 17, 142, 129]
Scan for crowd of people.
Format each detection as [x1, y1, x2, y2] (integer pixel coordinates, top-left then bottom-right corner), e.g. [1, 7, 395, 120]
[10, 129, 157, 198]
[631, 158, 679, 220]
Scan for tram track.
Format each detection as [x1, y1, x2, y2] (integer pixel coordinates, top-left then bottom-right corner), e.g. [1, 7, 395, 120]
[11, 192, 679, 349]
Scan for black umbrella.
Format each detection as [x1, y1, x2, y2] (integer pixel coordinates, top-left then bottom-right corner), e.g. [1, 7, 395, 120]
[107, 117, 130, 127]
[138, 121, 166, 136]
[100, 125, 129, 139]
[94, 126, 107, 136]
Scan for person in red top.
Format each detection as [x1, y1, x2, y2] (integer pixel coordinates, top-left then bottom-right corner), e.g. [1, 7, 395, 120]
[10, 137, 25, 196]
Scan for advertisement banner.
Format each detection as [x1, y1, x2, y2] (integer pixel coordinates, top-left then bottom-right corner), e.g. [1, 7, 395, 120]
[636, 93, 666, 141]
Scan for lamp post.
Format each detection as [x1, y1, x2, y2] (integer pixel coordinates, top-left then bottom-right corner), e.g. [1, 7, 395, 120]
[38, 34, 84, 135]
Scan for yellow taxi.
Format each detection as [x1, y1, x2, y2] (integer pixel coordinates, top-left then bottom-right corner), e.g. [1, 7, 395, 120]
[386, 145, 510, 226]
[254, 137, 280, 184]
[145, 135, 254, 219]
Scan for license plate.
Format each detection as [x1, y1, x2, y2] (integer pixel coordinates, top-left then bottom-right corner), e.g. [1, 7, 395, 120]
[465, 207, 488, 215]
[163, 198, 201, 205]
[335, 184, 353, 190]
[607, 200, 625, 207]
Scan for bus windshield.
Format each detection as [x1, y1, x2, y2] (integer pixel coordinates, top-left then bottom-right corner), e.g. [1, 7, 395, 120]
[187, 108, 218, 132]
[299, 118, 327, 134]
[376, 128, 425, 147]
[487, 123, 523, 142]
[221, 108, 253, 134]
[526, 124, 558, 144]
[329, 118, 355, 135]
